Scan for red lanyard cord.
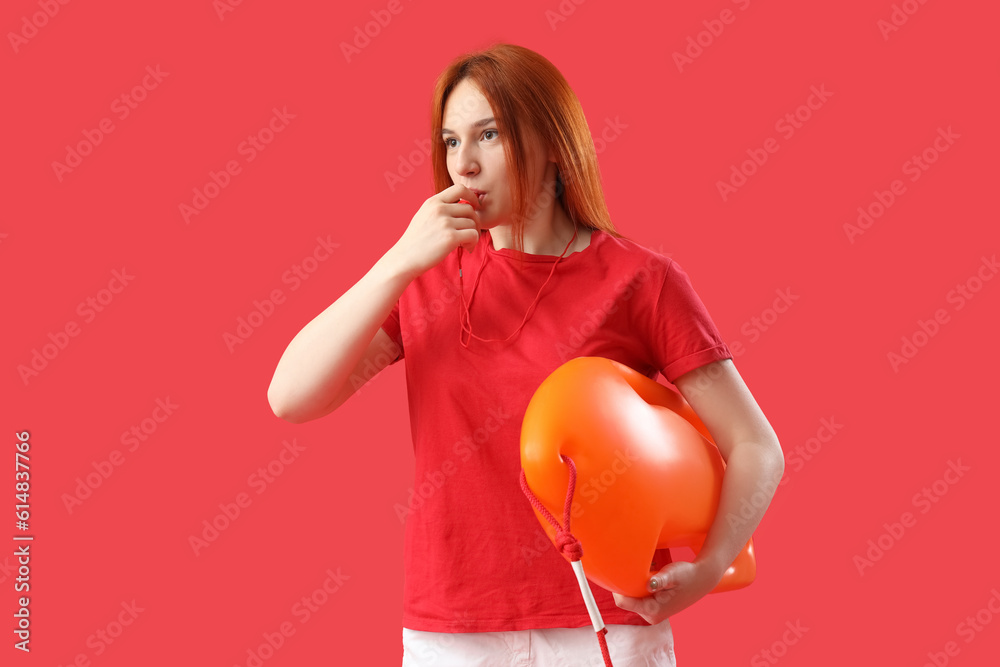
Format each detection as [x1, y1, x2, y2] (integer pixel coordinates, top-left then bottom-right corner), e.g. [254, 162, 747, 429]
[520, 456, 615, 667]
[457, 223, 578, 347]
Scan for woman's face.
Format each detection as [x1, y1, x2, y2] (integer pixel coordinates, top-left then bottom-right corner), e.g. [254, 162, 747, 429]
[441, 78, 550, 230]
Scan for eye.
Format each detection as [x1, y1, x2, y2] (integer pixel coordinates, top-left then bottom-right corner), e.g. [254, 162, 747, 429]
[443, 129, 498, 149]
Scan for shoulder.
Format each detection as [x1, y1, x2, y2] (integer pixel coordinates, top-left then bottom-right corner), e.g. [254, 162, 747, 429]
[593, 229, 674, 281]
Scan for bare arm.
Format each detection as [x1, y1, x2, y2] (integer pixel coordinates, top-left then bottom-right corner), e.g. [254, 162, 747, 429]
[673, 358, 785, 577]
[612, 358, 785, 623]
[267, 182, 485, 423]
[266, 246, 413, 424]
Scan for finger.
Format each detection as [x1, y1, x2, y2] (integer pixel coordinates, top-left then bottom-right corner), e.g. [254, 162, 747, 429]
[451, 213, 480, 235]
[449, 200, 476, 213]
[444, 181, 477, 204]
[450, 203, 481, 232]
[456, 186, 484, 211]
[455, 226, 480, 254]
[457, 183, 482, 205]
[442, 183, 471, 202]
[612, 591, 635, 609]
[648, 573, 679, 593]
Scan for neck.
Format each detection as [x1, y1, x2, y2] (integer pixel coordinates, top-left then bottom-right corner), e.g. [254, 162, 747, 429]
[489, 197, 579, 256]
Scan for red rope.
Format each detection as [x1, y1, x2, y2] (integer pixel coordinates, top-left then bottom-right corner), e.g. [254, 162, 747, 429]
[519, 456, 615, 667]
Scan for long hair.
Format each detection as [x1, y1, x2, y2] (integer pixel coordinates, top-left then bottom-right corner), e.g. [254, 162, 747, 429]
[430, 43, 628, 265]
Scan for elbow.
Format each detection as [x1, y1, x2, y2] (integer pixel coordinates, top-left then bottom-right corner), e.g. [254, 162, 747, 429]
[267, 386, 332, 425]
[771, 436, 784, 462]
[271, 404, 303, 424]
[267, 384, 304, 424]
[736, 435, 784, 477]
[767, 437, 785, 478]
[758, 431, 783, 461]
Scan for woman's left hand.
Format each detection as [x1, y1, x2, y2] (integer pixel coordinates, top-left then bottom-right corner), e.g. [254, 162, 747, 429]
[612, 560, 724, 625]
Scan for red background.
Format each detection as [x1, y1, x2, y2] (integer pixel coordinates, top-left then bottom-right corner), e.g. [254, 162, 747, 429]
[3, 0, 999, 665]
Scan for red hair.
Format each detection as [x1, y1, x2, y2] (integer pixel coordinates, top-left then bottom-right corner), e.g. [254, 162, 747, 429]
[430, 43, 628, 264]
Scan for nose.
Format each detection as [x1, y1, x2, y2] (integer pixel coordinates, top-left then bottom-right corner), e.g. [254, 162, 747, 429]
[454, 142, 480, 178]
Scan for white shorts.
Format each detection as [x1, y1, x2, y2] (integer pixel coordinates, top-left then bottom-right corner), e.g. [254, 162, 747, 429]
[401, 622, 677, 667]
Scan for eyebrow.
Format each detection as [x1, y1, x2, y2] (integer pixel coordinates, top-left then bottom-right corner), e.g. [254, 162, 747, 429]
[441, 117, 495, 135]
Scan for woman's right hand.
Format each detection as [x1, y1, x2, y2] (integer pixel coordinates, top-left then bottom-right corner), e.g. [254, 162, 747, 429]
[391, 184, 483, 280]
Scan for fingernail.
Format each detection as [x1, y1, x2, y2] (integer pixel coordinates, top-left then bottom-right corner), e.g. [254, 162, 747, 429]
[648, 578, 658, 592]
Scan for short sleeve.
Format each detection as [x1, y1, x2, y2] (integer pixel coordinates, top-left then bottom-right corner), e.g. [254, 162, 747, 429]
[648, 259, 732, 384]
[379, 299, 404, 365]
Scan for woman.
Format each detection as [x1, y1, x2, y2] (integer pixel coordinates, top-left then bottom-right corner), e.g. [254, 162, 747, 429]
[268, 43, 784, 667]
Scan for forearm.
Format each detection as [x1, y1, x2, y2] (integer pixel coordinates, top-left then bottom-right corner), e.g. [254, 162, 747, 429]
[267, 246, 412, 422]
[694, 437, 785, 577]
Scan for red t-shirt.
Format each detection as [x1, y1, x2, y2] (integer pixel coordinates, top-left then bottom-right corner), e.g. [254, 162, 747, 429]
[379, 227, 733, 632]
